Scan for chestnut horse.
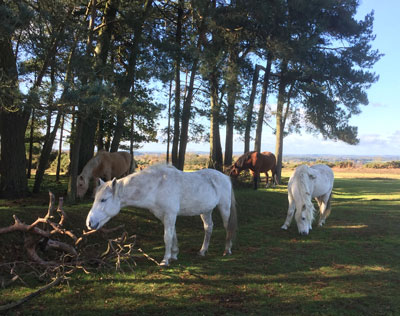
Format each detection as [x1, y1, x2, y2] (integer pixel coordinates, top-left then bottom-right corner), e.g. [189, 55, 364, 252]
[77, 151, 133, 198]
[229, 151, 277, 190]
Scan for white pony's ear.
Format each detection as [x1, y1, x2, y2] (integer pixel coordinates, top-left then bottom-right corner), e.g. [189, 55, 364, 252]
[111, 178, 118, 196]
[98, 178, 105, 187]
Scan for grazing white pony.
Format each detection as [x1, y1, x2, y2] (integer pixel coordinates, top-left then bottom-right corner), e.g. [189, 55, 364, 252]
[86, 164, 237, 266]
[281, 164, 334, 235]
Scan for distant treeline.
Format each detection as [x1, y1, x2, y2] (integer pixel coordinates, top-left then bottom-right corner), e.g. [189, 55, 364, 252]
[40, 152, 400, 174]
[284, 160, 400, 169]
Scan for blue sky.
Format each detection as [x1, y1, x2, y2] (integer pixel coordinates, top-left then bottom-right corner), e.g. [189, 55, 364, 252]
[139, 0, 400, 156]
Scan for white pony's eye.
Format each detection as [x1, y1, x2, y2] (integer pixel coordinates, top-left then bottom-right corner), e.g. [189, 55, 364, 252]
[302, 217, 306, 220]
[100, 198, 107, 203]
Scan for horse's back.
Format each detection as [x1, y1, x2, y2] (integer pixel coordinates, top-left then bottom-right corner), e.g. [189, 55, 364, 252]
[108, 152, 131, 176]
[151, 166, 232, 215]
[311, 164, 334, 196]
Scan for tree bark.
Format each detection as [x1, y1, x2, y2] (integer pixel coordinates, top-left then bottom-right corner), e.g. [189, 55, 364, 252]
[0, 28, 29, 198]
[274, 60, 288, 184]
[68, 115, 83, 203]
[171, 0, 183, 168]
[111, 0, 153, 151]
[177, 58, 198, 170]
[27, 108, 35, 179]
[166, 79, 173, 164]
[56, 114, 64, 182]
[208, 71, 223, 171]
[177, 4, 208, 170]
[33, 111, 62, 193]
[254, 53, 272, 152]
[0, 111, 30, 198]
[224, 52, 239, 167]
[244, 64, 262, 153]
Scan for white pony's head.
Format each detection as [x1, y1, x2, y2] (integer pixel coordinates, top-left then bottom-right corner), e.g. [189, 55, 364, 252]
[86, 178, 121, 230]
[292, 165, 318, 235]
[77, 175, 89, 198]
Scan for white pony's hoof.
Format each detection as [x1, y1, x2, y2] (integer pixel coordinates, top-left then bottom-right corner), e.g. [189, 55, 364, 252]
[223, 250, 232, 256]
[198, 250, 206, 257]
[281, 224, 288, 230]
[160, 259, 169, 267]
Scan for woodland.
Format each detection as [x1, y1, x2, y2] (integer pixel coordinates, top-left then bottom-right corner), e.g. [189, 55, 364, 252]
[0, 0, 380, 200]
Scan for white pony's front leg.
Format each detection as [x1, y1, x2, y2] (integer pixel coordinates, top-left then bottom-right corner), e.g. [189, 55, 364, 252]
[198, 212, 213, 256]
[160, 214, 177, 266]
[281, 192, 295, 230]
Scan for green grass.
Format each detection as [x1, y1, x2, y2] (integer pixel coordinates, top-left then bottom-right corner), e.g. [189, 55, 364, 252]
[1, 171, 400, 315]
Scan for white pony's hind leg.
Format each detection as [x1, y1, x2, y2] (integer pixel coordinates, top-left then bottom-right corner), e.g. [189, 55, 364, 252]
[281, 191, 295, 230]
[198, 212, 213, 256]
[317, 193, 332, 226]
[217, 200, 234, 256]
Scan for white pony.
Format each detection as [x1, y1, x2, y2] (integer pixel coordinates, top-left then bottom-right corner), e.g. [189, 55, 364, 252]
[281, 164, 334, 235]
[86, 164, 237, 266]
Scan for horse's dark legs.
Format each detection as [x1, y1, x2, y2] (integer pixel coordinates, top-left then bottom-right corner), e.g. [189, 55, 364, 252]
[253, 173, 259, 190]
[265, 172, 269, 187]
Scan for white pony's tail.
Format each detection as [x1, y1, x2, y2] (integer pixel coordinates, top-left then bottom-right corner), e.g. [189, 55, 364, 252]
[227, 186, 238, 242]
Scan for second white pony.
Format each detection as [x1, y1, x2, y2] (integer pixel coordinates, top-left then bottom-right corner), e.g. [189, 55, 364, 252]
[281, 164, 334, 235]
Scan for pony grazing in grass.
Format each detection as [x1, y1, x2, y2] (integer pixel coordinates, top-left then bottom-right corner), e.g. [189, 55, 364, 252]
[281, 164, 334, 235]
[77, 151, 133, 198]
[229, 151, 277, 189]
[86, 164, 238, 266]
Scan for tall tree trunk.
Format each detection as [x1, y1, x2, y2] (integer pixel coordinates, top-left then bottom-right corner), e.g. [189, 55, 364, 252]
[110, 112, 124, 152]
[78, 118, 97, 173]
[33, 111, 62, 193]
[0, 111, 30, 198]
[112, 0, 153, 151]
[129, 113, 135, 172]
[166, 79, 173, 164]
[68, 115, 83, 203]
[171, 0, 183, 168]
[244, 64, 262, 153]
[177, 4, 208, 170]
[208, 71, 223, 171]
[27, 108, 35, 178]
[76, 0, 98, 173]
[224, 52, 239, 167]
[56, 114, 64, 182]
[97, 118, 105, 150]
[177, 58, 198, 170]
[274, 61, 288, 184]
[254, 53, 272, 152]
[0, 28, 29, 198]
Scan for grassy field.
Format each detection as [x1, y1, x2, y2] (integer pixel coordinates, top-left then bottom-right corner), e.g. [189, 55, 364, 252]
[1, 168, 400, 315]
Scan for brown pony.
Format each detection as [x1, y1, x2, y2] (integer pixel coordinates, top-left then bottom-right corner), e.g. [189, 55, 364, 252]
[229, 151, 277, 190]
[77, 151, 133, 198]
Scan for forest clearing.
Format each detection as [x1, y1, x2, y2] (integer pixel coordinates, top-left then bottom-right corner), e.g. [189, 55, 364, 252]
[1, 167, 399, 315]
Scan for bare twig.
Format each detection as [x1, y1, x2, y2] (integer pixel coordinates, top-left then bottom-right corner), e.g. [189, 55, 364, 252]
[138, 248, 160, 266]
[0, 274, 64, 312]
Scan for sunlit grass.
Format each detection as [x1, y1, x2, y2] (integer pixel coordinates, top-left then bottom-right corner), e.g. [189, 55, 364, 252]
[1, 169, 400, 315]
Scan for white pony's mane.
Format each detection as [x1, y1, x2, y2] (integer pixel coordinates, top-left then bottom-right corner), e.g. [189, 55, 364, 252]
[292, 165, 316, 222]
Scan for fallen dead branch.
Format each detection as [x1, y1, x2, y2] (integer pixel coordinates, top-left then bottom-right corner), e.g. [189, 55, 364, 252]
[0, 274, 64, 312]
[0, 192, 139, 310]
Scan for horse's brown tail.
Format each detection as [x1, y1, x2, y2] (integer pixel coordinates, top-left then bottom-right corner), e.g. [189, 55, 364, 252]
[227, 186, 238, 242]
